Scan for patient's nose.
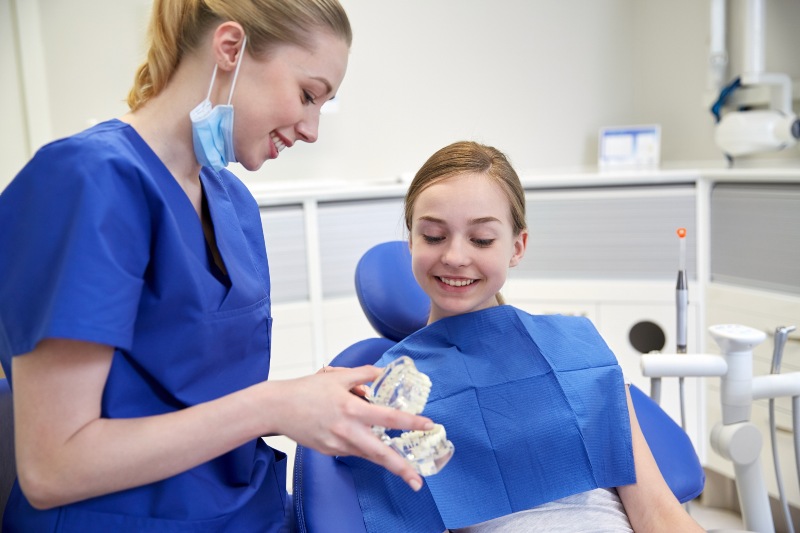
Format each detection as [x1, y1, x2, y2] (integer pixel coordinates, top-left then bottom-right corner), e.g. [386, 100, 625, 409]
[441, 240, 469, 267]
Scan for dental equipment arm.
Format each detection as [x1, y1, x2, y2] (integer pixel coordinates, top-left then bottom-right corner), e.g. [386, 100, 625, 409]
[644, 324, 800, 532]
[640, 354, 729, 379]
[641, 353, 727, 406]
[707, 324, 774, 533]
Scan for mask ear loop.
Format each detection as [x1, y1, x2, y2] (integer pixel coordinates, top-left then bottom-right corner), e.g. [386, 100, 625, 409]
[202, 35, 246, 105]
[226, 36, 247, 105]
[204, 66, 219, 102]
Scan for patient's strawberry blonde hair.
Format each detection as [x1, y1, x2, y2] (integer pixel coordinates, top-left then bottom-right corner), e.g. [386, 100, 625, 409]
[127, 0, 352, 111]
[404, 141, 527, 305]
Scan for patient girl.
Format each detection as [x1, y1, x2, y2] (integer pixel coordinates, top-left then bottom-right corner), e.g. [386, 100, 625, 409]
[346, 141, 703, 532]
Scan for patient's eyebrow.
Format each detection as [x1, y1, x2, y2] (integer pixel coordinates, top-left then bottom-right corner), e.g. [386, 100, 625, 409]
[312, 76, 334, 98]
[468, 216, 501, 225]
[417, 216, 445, 224]
[416, 215, 501, 225]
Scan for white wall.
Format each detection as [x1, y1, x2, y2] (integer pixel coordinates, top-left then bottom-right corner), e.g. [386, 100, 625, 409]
[632, 0, 720, 163]
[2, 0, 799, 191]
[0, 0, 151, 191]
[0, 0, 41, 191]
[38, 1, 151, 138]
[258, 0, 638, 182]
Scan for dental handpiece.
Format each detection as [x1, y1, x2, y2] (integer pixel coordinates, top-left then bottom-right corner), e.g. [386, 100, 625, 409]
[676, 228, 688, 354]
[771, 325, 797, 374]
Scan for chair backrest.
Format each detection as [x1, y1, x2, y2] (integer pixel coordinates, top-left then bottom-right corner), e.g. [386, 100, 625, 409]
[293, 241, 705, 532]
[0, 377, 16, 526]
[354, 241, 429, 342]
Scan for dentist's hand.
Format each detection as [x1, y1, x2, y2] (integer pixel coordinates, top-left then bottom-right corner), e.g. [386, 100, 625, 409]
[267, 366, 433, 491]
[317, 363, 369, 397]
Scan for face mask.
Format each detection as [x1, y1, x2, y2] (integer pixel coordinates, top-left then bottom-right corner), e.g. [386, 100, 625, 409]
[190, 37, 247, 171]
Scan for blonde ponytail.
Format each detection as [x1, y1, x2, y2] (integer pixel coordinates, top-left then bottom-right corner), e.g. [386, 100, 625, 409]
[128, 0, 216, 110]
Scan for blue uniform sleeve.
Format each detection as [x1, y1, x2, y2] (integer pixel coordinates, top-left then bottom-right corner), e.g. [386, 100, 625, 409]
[0, 135, 150, 365]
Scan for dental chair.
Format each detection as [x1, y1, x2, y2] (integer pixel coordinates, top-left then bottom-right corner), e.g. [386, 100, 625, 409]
[293, 241, 706, 532]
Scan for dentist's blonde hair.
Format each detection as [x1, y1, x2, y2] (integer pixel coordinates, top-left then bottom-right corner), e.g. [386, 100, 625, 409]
[127, 0, 352, 111]
[404, 141, 527, 306]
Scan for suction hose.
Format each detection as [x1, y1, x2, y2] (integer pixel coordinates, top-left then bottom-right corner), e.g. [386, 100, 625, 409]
[769, 325, 797, 533]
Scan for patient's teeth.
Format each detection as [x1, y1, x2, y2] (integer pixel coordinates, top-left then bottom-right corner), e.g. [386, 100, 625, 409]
[271, 133, 286, 152]
[440, 277, 475, 287]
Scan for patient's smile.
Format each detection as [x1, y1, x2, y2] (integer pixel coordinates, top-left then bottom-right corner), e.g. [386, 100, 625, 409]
[410, 172, 526, 322]
[438, 276, 476, 287]
[270, 132, 287, 153]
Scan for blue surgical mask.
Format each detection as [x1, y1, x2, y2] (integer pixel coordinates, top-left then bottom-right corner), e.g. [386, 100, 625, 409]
[190, 37, 247, 171]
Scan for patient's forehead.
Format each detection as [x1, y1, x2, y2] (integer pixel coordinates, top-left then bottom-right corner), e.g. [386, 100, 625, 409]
[414, 173, 512, 226]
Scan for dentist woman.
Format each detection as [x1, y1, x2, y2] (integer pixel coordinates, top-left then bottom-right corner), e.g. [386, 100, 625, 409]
[0, 1, 432, 531]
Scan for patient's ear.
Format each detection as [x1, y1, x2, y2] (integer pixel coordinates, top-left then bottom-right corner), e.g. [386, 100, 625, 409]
[509, 230, 528, 267]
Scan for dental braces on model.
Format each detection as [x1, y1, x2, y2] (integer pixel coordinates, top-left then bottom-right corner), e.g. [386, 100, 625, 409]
[367, 356, 455, 476]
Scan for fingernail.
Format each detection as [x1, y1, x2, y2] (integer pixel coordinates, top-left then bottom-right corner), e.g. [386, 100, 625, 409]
[423, 421, 435, 430]
[409, 478, 422, 492]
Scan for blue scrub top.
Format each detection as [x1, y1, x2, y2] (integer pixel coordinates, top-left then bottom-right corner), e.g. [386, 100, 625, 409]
[0, 120, 288, 531]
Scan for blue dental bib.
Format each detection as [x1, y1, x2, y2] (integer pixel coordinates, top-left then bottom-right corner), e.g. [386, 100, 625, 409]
[343, 306, 636, 532]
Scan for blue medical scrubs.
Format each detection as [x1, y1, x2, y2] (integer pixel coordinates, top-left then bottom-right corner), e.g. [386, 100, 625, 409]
[0, 120, 288, 531]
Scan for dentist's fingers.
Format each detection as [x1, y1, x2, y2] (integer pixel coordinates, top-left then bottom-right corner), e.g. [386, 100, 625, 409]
[318, 364, 375, 397]
[265, 367, 433, 491]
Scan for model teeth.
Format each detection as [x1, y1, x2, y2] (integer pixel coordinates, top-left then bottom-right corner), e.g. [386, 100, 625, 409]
[367, 356, 431, 414]
[390, 424, 455, 477]
[439, 277, 475, 287]
[271, 133, 286, 152]
[367, 356, 454, 476]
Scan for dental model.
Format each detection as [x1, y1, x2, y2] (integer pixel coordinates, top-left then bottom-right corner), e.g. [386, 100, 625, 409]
[367, 356, 454, 476]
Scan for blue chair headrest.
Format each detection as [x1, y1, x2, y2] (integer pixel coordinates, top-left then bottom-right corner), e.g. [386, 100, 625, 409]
[354, 241, 430, 342]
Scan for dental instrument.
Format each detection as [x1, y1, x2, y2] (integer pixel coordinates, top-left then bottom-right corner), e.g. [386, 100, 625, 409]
[647, 228, 691, 408]
[676, 228, 689, 431]
[676, 228, 688, 355]
[768, 325, 797, 533]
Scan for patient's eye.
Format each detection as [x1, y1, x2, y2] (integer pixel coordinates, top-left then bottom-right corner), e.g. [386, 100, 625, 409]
[473, 238, 495, 248]
[303, 90, 317, 105]
[422, 235, 445, 244]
